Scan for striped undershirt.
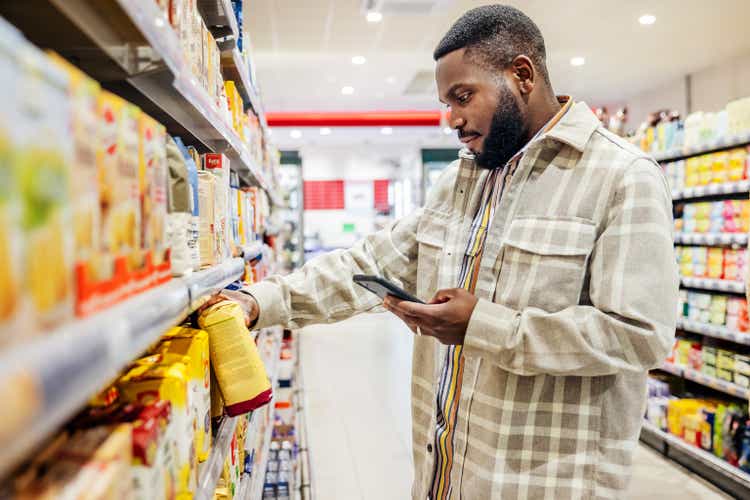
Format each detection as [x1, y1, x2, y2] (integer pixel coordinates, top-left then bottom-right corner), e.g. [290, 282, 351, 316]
[429, 97, 573, 500]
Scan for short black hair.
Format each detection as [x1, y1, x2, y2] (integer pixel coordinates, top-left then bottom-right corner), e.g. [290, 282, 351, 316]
[433, 5, 549, 82]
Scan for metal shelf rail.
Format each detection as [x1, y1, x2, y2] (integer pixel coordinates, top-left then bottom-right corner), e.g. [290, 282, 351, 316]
[673, 233, 749, 246]
[654, 131, 750, 163]
[658, 362, 750, 400]
[680, 276, 745, 294]
[671, 180, 750, 201]
[0, 258, 245, 479]
[676, 317, 750, 346]
[640, 421, 750, 499]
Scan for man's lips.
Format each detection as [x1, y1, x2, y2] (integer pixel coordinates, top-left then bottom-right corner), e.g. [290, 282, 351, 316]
[459, 133, 481, 146]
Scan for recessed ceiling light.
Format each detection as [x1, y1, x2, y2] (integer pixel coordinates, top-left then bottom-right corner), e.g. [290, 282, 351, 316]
[290, 130, 302, 139]
[381, 127, 393, 135]
[366, 11, 383, 23]
[443, 127, 453, 135]
[319, 127, 332, 136]
[639, 14, 656, 25]
[352, 55, 366, 65]
[385, 76, 396, 84]
[570, 56, 585, 67]
[341, 86, 355, 95]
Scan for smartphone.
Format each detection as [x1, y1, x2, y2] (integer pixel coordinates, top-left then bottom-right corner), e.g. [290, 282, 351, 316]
[353, 275, 425, 304]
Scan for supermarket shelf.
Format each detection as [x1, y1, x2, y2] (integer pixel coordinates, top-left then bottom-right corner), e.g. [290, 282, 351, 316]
[673, 232, 748, 246]
[236, 472, 252, 499]
[0, 0, 275, 195]
[676, 317, 750, 346]
[196, 416, 239, 500]
[680, 277, 745, 294]
[658, 362, 750, 399]
[197, 0, 239, 47]
[653, 131, 750, 163]
[247, 328, 284, 499]
[640, 421, 750, 500]
[671, 180, 750, 201]
[0, 258, 245, 479]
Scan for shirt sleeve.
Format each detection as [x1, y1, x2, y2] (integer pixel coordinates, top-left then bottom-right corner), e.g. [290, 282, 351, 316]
[244, 208, 421, 330]
[462, 158, 679, 376]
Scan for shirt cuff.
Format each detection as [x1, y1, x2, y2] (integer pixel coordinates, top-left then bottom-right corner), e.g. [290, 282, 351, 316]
[462, 298, 519, 360]
[242, 280, 287, 329]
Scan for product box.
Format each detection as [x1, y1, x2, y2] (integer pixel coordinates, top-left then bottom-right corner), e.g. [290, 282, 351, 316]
[197, 170, 217, 267]
[203, 153, 231, 261]
[160, 326, 212, 462]
[17, 46, 75, 330]
[716, 367, 734, 382]
[717, 350, 736, 371]
[735, 354, 750, 376]
[118, 361, 195, 496]
[138, 113, 170, 280]
[703, 364, 717, 378]
[735, 372, 750, 388]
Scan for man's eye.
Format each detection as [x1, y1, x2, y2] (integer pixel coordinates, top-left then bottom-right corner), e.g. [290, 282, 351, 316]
[457, 93, 471, 104]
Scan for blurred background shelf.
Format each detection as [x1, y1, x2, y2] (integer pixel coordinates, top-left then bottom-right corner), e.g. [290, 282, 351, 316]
[676, 317, 750, 346]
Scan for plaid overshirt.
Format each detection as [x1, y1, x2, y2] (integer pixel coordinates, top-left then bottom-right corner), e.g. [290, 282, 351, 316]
[247, 102, 679, 499]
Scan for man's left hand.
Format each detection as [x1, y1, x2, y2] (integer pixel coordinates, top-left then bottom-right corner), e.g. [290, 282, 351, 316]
[383, 288, 478, 345]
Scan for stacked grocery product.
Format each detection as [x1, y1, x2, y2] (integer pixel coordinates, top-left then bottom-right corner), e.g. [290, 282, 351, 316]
[668, 335, 750, 387]
[664, 148, 749, 193]
[7, 314, 275, 498]
[675, 245, 747, 282]
[635, 96, 750, 155]
[674, 200, 750, 235]
[678, 290, 749, 332]
[645, 377, 750, 472]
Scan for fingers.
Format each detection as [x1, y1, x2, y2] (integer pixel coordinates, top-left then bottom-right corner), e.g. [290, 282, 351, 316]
[430, 288, 461, 304]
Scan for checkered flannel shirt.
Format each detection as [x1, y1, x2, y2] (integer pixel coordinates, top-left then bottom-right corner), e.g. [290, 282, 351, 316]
[247, 101, 679, 499]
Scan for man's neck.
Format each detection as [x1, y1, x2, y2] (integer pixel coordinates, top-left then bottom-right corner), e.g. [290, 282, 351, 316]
[525, 92, 563, 142]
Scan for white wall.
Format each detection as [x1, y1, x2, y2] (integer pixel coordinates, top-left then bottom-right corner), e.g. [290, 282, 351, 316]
[622, 51, 750, 130]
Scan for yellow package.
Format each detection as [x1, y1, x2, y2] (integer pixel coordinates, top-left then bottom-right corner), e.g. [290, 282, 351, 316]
[707, 247, 724, 279]
[118, 361, 195, 497]
[728, 148, 747, 182]
[17, 47, 74, 330]
[98, 91, 142, 274]
[198, 301, 272, 417]
[211, 367, 224, 420]
[712, 151, 729, 184]
[160, 326, 212, 462]
[47, 53, 102, 288]
[698, 154, 713, 185]
[138, 113, 168, 267]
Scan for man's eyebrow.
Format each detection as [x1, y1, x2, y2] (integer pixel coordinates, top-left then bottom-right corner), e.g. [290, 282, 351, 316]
[442, 83, 465, 101]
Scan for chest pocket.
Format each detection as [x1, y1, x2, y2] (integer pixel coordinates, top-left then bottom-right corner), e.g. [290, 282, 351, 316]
[416, 209, 448, 300]
[494, 216, 596, 312]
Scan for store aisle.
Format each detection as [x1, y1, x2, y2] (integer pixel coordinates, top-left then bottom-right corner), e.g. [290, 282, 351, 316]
[299, 313, 731, 500]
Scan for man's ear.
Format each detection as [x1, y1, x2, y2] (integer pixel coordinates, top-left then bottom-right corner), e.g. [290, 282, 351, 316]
[512, 55, 535, 95]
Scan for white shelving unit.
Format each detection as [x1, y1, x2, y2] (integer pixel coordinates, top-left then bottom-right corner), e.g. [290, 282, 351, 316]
[0, 258, 245, 478]
[654, 132, 750, 163]
[671, 180, 750, 201]
[673, 232, 749, 246]
[658, 362, 750, 400]
[680, 277, 745, 294]
[676, 317, 750, 346]
[639, 421, 750, 499]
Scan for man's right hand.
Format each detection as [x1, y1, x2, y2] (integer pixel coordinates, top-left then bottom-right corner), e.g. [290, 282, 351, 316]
[200, 290, 260, 328]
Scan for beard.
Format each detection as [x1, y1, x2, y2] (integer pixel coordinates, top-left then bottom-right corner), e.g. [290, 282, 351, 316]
[473, 83, 528, 169]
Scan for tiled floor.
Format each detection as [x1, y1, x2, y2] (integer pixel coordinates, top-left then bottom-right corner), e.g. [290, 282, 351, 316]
[298, 313, 730, 499]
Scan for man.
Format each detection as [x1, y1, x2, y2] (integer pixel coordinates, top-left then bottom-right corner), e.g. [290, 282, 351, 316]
[221, 5, 678, 498]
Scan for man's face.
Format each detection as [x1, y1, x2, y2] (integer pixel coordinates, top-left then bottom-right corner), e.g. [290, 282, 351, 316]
[436, 49, 528, 169]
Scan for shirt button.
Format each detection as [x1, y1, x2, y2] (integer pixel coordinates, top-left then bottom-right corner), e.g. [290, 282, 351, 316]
[427, 443, 433, 453]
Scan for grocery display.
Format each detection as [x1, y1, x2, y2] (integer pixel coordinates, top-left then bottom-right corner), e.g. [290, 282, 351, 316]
[0, 2, 299, 499]
[638, 92, 750, 496]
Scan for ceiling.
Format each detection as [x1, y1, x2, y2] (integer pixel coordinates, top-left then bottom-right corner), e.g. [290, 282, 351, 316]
[247, 0, 750, 148]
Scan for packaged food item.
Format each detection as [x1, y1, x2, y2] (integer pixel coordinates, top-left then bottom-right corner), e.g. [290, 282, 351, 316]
[198, 301, 272, 416]
[17, 45, 74, 330]
[728, 148, 748, 181]
[138, 112, 169, 277]
[198, 170, 217, 267]
[174, 137, 201, 270]
[211, 367, 225, 421]
[118, 360, 196, 496]
[0, 20, 23, 341]
[160, 326, 212, 462]
[203, 153, 231, 261]
[98, 90, 142, 277]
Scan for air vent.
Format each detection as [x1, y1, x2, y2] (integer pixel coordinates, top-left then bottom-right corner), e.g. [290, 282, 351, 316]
[361, 0, 454, 15]
[403, 69, 436, 96]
